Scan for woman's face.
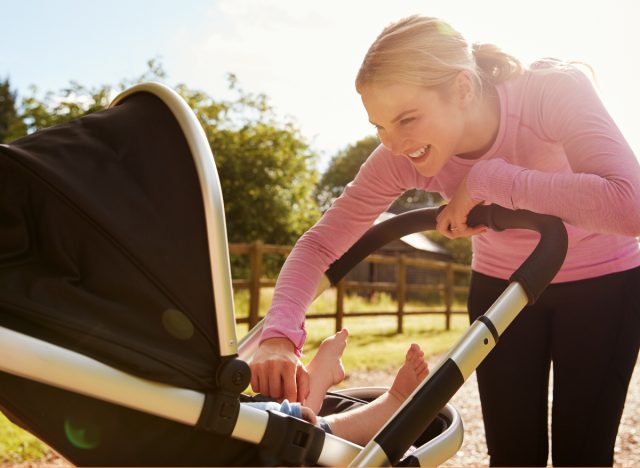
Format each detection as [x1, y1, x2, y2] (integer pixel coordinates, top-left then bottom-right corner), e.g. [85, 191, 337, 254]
[360, 81, 469, 177]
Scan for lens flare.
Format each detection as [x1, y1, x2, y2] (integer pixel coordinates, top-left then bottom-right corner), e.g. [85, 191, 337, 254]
[64, 418, 101, 450]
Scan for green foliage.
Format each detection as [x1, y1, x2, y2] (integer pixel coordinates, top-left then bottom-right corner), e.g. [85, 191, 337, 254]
[316, 135, 380, 211]
[177, 77, 320, 276]
[0, 78, 27, 143]
[425, 230, 472, 264]
[8, 62, 319, 276]
[18, 59, 167, 134]
[390, 189, 443, 213]
[0, 413, 48, 464]
[213, 121, 319, 244]
[20, 81, 110, 131]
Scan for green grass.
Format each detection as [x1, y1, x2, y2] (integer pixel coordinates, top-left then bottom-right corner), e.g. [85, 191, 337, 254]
[304, 314, 468, 370]
[0, 412, 50, 464]
[235, 287, 469, 370]
[0, 289, 469, 464]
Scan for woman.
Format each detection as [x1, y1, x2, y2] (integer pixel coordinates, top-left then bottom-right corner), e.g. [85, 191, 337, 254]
[250, 15, 640, 466]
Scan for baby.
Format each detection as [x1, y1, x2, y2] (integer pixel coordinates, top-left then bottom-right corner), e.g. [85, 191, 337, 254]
[248, 329, 429, 446]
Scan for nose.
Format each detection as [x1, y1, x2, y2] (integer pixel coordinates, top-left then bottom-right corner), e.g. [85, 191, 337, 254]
[378, 132, 405, 157]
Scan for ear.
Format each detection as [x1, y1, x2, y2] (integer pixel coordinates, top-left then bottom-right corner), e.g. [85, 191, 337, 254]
[454, 71, 474, 108]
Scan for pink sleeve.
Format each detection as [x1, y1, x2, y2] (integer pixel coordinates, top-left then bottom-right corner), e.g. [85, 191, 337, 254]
[260, 146, 416, 354]
[468, 68, 640, 236]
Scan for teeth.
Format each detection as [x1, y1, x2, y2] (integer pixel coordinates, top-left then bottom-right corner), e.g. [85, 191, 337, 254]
[408, 145, 430, 159]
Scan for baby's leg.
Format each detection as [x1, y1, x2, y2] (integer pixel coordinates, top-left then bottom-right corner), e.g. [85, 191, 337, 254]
[323, 344, 429, 446]
[305, 328, 349, 413]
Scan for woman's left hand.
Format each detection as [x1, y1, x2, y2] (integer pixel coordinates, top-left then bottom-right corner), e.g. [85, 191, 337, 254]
[436, 176, 487, 239]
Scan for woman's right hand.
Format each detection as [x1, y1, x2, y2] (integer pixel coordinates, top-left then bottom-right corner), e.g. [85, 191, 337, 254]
[249, 337, 310, 404]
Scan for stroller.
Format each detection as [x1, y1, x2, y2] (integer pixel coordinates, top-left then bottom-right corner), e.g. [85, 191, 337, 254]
[0, 82, 567, 466]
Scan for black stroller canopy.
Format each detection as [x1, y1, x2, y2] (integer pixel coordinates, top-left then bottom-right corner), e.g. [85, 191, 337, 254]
[0, 85, 468, 467]
[0, 90, 222, 391]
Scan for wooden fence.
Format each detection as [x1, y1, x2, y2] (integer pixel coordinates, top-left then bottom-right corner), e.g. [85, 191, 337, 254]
[229, 241, 472, 332]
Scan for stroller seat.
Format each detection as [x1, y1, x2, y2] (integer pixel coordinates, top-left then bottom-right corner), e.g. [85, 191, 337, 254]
[0, 83, 464, 466]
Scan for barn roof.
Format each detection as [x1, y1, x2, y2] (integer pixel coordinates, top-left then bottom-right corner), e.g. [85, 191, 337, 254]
[375, 212, 449, 255]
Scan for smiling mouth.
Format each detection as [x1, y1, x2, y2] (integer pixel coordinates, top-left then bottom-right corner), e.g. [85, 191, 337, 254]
[406, 145, 431, 162]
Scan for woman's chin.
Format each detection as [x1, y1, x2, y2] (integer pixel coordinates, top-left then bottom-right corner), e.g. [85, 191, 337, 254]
[413, 153, 453, 178]
[414, 161, 439, 178]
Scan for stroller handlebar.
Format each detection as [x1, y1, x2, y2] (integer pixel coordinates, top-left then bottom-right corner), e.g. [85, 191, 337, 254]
[325, 204, 568, 304]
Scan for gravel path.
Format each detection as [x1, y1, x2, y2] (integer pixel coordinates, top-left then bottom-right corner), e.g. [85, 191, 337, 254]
[345, 353, 640, 467]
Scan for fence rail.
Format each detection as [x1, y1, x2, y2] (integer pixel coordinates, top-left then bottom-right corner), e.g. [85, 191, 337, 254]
[229, 241, 471, 332]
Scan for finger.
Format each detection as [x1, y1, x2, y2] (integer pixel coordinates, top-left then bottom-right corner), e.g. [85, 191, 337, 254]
[436, 219, 455, 238]
[300, 407, 318, 425]
[260, 370, 272, 398]
[283, 366, 298, 403]
[296, 365, 311, 403]
[435, 208, 450, 229]
[447, 219, 465, 238]
[467, 225, 488, 236]
[435, 206, 447, 224]
[268, 367, 283, 400]
[457, 225, 486, 238]
[250, 365, 261, 394]
[443, 226, 457, 239]
[435, 215, 450, 233]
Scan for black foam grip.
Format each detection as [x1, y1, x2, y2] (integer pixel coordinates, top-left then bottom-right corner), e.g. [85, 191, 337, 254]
[466, 205, 568, 303]
[325, 207, 439, 285]
[325, 204, 567, 304]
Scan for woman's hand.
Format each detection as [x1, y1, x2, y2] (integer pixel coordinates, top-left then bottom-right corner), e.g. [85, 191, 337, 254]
[249, 337, 310, 404]
[437, 176, 487, 239]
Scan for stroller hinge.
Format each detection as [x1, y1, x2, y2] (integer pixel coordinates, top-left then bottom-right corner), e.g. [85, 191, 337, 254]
[259, 410, 326, 466]
[196, 357, 251, 435]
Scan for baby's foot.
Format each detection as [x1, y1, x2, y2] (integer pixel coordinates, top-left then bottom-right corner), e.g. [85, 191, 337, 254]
[307, 328, 349, 389]
[389, 343, 429, 402]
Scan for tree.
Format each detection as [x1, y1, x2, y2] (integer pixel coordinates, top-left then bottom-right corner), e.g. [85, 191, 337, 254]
[424, 231, 472, 264]
[177, 76, 319, 246]
[316, 135, 442, 212]
[11, 65, 319, 275]
[316, 135, 379, 211]
[18, 59, 167, 133]
[0, 78, 26, 143]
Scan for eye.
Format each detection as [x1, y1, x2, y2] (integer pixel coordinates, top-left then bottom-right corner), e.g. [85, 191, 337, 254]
[399, 117, 416, 126]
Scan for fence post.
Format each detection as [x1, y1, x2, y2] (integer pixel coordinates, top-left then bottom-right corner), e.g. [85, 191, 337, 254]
[336, 279, 345, 333]
[444, 262, 454, 330]
[397, 255, 406, 334]
[248, 240, 263, 328]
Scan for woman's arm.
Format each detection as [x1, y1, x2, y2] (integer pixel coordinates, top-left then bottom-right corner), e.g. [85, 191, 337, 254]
[251, 146, 416, 400]
[260, 146, 411, 349]
[467, 66, 640, 236]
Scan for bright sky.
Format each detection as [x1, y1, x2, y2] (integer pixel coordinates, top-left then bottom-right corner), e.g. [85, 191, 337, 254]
[2, 0, 638, 170]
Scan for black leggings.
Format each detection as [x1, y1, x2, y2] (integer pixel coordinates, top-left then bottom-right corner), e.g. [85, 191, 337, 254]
[468, 266, 640, 467]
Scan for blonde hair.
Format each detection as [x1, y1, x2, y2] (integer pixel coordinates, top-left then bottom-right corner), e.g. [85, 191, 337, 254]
[355, 16, 523, 96]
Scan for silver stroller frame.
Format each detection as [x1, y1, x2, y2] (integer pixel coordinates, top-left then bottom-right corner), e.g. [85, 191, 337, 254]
[0, 82, 567, 466]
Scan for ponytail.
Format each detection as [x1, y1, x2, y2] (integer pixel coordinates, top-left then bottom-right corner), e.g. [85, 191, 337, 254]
[472, 43, 523, 84]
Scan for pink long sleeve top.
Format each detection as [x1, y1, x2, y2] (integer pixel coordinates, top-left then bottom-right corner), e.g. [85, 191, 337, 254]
[262, 61, 640, 353]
